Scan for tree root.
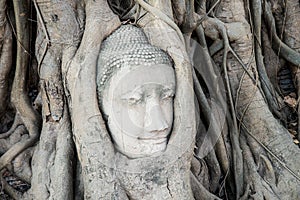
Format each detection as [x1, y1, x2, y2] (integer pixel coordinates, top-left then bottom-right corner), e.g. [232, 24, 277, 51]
[198, 16, 247, 197]
[193, 69, 225, 192]
[209, 39, 224, 56]
[190, 171, 222, 200]
[0, 170, 23, 200]
[282, 0, 300, 143]
[241, 121, 300, 182]
[192, 24, 231, 197]
[250, 0, 282, 119]
[258, 154, 276, 185]
[261, 26, 282, 95]
[202, 12, 295, 198]
[0, 0, 41, 172]
[67, 0, 121, 198]
[263, 0, 300, 67]
[197, 19, 243, 197]
[0, 124, 26, 157]
[235, 54, 260, 133]
[171, 0, 186, 25]
[240, 133, 281, 200]
[192, 61, 229, 176]
[12, 148, 33, 184]
[0, 114, 22, 139]
[180, 0, 199, 34]
[206, 150, 222, 192]
[135, 0, 185, 44]
[1, 0, 300, 199]
[33, 0, 51, 73]
[215, 18, 244, 198]
[0, 4, 12, 119]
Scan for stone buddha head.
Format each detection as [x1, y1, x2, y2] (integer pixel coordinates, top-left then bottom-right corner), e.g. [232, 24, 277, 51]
[97, 25, 175, 158]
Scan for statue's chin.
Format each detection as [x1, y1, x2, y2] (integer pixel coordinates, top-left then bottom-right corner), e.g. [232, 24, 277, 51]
[115, 140, 168, 159]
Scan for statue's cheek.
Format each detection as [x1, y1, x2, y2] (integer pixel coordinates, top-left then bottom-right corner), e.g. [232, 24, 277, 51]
[161, 100, 174, 128]
[125, 106, 146, 136]
[109, 103, 145, 138]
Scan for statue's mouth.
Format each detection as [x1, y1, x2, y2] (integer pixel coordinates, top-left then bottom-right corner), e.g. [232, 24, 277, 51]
[137, 137, 167, 144]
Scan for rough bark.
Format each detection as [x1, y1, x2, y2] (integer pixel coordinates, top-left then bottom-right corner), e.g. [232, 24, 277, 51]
[283, 0, 300, 140]
[21, 1, 84, 199]
[66, 1, 121, 198]
[0, 5, 12, 119]
[211, 0, 300, 198]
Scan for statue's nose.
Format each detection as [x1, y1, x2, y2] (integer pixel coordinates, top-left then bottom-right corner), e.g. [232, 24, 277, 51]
[144, 97, 169, 134]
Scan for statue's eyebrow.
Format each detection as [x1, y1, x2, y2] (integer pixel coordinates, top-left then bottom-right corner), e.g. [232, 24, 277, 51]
[120, 87, 143, 100]
[162, 84, 176, 92]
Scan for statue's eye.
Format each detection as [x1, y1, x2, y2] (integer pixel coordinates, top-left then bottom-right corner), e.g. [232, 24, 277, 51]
[121, 91, 143, 106]
[128, 95, 143, 105]
[161, 91, 175, 100]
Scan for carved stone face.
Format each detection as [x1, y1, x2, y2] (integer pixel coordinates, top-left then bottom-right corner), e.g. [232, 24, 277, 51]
[101, 64, 175, 158]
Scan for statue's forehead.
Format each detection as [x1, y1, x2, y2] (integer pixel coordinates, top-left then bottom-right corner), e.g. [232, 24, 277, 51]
[106, 65, 176, 97]
[108, 64, 175, 89]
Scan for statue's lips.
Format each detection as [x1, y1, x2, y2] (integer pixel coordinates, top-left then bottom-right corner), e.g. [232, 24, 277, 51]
[137, 136, 168, 144]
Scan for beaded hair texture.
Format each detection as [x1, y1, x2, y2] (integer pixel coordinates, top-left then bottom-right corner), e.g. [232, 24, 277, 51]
[96, 24, 173, 103]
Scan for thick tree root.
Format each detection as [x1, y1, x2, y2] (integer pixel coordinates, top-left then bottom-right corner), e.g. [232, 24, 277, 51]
[0, 0, 41, 172]
[1, 170, 23, 200]
[250, 0, 282, 119]
[282, 0, 300, 141]
[263, 1, 300, 67]
[210, 0, 300, 198]
[0, 114, 22, 139]
[67, 0, 121, 198]
[136, 0, 185, 44]
[191, 172, 222, 200]
[27, 0, 85, 199]
[0, 3, 12, 119]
